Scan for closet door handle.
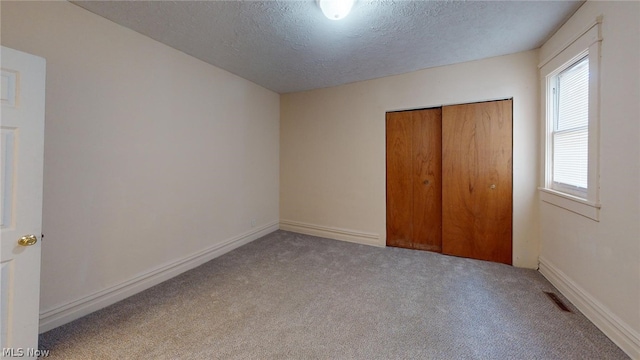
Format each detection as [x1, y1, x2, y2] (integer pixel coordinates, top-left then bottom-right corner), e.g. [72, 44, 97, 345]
[490, 184, 496, 190]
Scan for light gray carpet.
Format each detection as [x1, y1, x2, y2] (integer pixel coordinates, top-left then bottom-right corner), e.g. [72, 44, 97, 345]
[39, 230, 628, 359]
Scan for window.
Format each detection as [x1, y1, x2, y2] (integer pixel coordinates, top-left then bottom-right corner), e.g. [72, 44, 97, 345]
[552, 55, 589, 197]
[539, 18, 601, 220]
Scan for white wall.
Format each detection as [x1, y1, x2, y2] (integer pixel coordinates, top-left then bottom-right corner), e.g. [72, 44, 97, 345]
[281, 50, 540, 268]
[1, 1, 280, 332]
[537, 1, 640, 358]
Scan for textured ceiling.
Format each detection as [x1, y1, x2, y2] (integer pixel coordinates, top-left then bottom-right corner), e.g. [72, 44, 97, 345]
[72, 1, 584, 94]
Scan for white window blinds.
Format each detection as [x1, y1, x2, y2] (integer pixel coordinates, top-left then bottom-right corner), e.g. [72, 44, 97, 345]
[552, 56, 589, 194]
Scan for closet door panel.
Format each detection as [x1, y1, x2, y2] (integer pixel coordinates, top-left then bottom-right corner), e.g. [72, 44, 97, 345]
[386, 112, 414, 248]
[386, 108, 442, 251]
[441, 100, 512, 264]
[412, 109, 442, 251]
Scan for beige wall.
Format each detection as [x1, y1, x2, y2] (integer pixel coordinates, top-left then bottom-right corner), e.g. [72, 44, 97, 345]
[6, 2, 635, 354]
[281, 50, 540, 268]
[538, 1, 640, 357]
[1, 1, 280, 331]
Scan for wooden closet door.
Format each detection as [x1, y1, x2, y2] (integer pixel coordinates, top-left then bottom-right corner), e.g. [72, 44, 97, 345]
[386, 108, 442, 251]
[441, 100, 512, 264]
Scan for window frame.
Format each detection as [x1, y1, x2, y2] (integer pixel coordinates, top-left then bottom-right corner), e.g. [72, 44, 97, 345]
[539, 18, 602, 221]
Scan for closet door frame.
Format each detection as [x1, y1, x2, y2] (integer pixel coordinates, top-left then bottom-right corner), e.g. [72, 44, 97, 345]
[385, 99, 513, 265]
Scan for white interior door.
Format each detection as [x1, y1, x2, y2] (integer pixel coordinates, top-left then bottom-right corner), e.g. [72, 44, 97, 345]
[0, 46, 46, 358]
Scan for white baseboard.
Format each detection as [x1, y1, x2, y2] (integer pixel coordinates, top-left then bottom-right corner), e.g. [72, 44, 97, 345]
[39, 221, 279, 333]
[539, 256, 640, 359]
[279, 219, 382, 247]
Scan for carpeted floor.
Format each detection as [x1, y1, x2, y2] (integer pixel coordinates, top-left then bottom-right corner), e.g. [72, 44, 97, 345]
[39, 230, 628, 359]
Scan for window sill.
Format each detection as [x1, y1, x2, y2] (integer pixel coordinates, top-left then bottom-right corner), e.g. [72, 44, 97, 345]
[538, 187, 601, 221]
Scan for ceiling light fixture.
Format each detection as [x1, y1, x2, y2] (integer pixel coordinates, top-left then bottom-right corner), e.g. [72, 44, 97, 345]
[317, 0, 356, 21]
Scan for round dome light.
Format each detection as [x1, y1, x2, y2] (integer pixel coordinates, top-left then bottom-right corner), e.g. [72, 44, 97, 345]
[318, 0, 356, 21]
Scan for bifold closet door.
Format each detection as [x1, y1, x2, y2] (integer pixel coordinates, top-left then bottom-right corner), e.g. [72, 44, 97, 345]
[386, 108, 442, 251]
[441, 100, 513, 265]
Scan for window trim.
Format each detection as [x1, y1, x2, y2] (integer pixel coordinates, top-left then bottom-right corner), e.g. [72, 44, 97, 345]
[539, 17, 602, 221]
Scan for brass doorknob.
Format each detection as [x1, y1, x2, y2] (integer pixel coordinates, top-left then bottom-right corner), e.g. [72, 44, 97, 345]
[18, 235, 38, 246]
